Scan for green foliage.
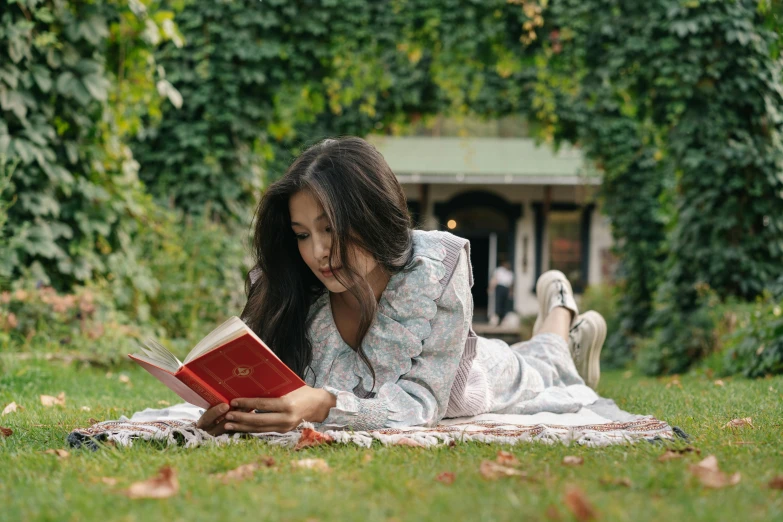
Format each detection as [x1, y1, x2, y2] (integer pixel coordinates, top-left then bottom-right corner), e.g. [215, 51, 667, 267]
[0, 0, 176, 292]
[720, 296, 783, 377]
[133, 207, 250, 346]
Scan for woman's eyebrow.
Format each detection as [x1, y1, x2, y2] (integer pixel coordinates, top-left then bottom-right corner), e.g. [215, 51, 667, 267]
[291, 213, 327, 227]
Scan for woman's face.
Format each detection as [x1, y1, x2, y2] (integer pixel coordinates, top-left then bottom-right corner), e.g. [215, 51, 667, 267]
[289, 190, 378, 294]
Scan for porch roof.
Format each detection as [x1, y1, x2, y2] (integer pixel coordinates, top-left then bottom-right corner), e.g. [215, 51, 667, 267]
[367, 136, 598, 185]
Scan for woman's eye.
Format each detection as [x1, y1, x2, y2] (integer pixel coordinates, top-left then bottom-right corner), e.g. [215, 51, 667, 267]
[325, 227, 332, 233]
[295, 233, 309, 241]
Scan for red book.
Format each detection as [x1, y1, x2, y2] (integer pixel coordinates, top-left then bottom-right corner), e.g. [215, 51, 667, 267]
[129, 317, 305, 409]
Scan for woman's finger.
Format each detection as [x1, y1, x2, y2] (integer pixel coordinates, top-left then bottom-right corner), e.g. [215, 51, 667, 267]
[195, 403, 230, 430]
[224, 412, 292, 433]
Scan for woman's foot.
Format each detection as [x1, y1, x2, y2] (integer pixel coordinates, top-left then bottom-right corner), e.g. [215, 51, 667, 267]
[568, 311, 606, 390]
[532, 270, 579, 335]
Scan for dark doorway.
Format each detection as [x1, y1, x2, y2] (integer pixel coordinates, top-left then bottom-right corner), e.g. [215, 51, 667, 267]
[465, 235, 490, 321]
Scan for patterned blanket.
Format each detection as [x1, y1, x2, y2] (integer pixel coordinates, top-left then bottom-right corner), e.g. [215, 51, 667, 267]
[67, 400, 683, 450]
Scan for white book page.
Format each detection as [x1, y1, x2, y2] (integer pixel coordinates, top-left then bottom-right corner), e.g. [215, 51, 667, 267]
[184, 316, 247, 364]
[131, 338, 182, 373]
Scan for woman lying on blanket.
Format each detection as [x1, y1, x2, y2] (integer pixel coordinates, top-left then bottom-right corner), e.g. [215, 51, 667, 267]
[196, 137, 607, 436]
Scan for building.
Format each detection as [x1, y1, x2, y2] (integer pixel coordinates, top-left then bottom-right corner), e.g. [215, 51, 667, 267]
[368, 132, 615, 322]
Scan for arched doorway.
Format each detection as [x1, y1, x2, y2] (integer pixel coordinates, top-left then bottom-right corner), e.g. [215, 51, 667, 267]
[435, 191, 522, 321]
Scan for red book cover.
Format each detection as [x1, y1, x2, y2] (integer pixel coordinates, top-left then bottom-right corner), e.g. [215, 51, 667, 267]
[130, 332, 305, 409]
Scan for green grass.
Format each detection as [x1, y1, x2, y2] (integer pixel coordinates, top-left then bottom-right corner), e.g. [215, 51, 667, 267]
[1, 355, 782, 522]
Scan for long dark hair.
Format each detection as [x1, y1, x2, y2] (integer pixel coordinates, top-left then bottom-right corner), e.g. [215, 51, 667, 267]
[241, 137, 414, 387]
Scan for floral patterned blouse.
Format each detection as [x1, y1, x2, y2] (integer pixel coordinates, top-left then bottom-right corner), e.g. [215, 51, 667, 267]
[305, 229, 473, 431]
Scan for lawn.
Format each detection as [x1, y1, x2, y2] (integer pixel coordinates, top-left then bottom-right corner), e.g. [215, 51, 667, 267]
[1, 353, 781, 522]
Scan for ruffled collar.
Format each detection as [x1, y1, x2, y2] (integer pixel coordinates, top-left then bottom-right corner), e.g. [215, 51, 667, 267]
[307, 230, 449, 396]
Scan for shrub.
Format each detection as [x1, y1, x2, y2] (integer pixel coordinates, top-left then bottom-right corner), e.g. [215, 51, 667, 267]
[719, 295, 783, 378]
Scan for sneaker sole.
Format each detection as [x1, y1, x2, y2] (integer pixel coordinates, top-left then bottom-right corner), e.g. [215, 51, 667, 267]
[532, 270, 573, 335]
[572, 311, 606, 390]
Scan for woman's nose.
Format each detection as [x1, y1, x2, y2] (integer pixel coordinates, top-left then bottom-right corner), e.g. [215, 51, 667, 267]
[313, 235, 330, 262]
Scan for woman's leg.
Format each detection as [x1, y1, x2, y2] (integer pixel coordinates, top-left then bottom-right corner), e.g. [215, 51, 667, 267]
[535, 306, 572, 343]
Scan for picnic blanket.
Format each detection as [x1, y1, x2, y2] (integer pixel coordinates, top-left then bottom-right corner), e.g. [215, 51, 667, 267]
[67, 399, 683, 450]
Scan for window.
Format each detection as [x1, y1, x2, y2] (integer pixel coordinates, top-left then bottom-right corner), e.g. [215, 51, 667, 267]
[548, 210, 584, 290]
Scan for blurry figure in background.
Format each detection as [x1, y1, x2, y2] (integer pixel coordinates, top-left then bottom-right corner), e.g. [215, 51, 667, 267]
[489, 257, 514, 326]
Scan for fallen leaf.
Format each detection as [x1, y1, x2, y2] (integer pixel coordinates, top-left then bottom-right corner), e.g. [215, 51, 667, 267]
[448, 440, 457, 448]
[2, 402, 20, 416]
[723, 417, 753, 429]
[769, 476, 783, 490]
[563, 486, 597, 522]
[658, 447, 701, 462]
[118, 375, 131, 384]
[291, 458, 330, 472]
[665, 377, 682, 389]
[80, 406, 91, 412]
[43, 449, 70, 458]
[88, 418, 100, 426]
[260, 456, 276, 467]
[435, 471, 456, 485]
[714, 379, 725, 387]
[599, 476, 632, 488]
[40, 392, 66, 407]
[0, 426, 12, 437]
[123, 466, 179, 499]
[101, 477, 119, 486]
[211, 462, 261, 483]
[496, 450, 519, 466]
[157, 400, 170, 406]
[562, 456, 584, 466]
[294, 427, 334, 450]
[479, 460, 527, 480]
[394, 437, 424, 447]
[362, 454, 373, 464]
[689, 455, 741, 489]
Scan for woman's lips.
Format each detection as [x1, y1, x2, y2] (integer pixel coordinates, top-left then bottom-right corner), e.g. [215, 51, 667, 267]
[320, 267, 341, 278]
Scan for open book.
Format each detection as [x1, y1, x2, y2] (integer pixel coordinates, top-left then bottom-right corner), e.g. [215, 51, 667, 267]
[129, 316, 305, 409]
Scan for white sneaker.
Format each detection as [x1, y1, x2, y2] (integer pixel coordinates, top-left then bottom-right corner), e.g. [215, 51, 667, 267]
[568, 311, 606, 390]
[532, 270, 579, 335]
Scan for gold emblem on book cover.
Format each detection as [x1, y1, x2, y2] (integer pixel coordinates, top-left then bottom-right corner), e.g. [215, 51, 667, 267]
[233, 366, 253, 377]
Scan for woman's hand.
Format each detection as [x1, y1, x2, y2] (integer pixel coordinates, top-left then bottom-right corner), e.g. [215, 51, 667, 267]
[195, 403, 232, 436]
[198, 386, 337, 435]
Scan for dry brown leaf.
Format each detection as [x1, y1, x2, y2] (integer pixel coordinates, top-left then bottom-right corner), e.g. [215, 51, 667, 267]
[394, 437, 424, 447]
[495, 450, 519, 466]
[157, 400, 170, 406]
[562, 456, 584, 466]
[40, 392, 66, 407]
[88, 418, 100, 426]
[723, 417, 753, 429]
[80, 406, 91, 412]
[714, 379, 725, 387]
[0, 426, 12, 437]
[689, 455, 741, 489]
[599, 476, 632, 488]
[43, 449, 70, 458]
[435, 471, 456, 485]
[123, 466, 179, 499]
[291, 458, 330, 472]
[101, 477, 119, 486]
[2, 402, 20, 416]
[665, 377, 682, 389]
[479, 460, 527, 480]
[260, 456, 276, 468]
[362, 454, 373, 464]
[118, 375, 131, 384]
[563, 486, 597, 522]
[768, 476, 783, 490]
[211, 462, 261, 483]
[658, 446, 701, 462]
[294, 427, 334, 450]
